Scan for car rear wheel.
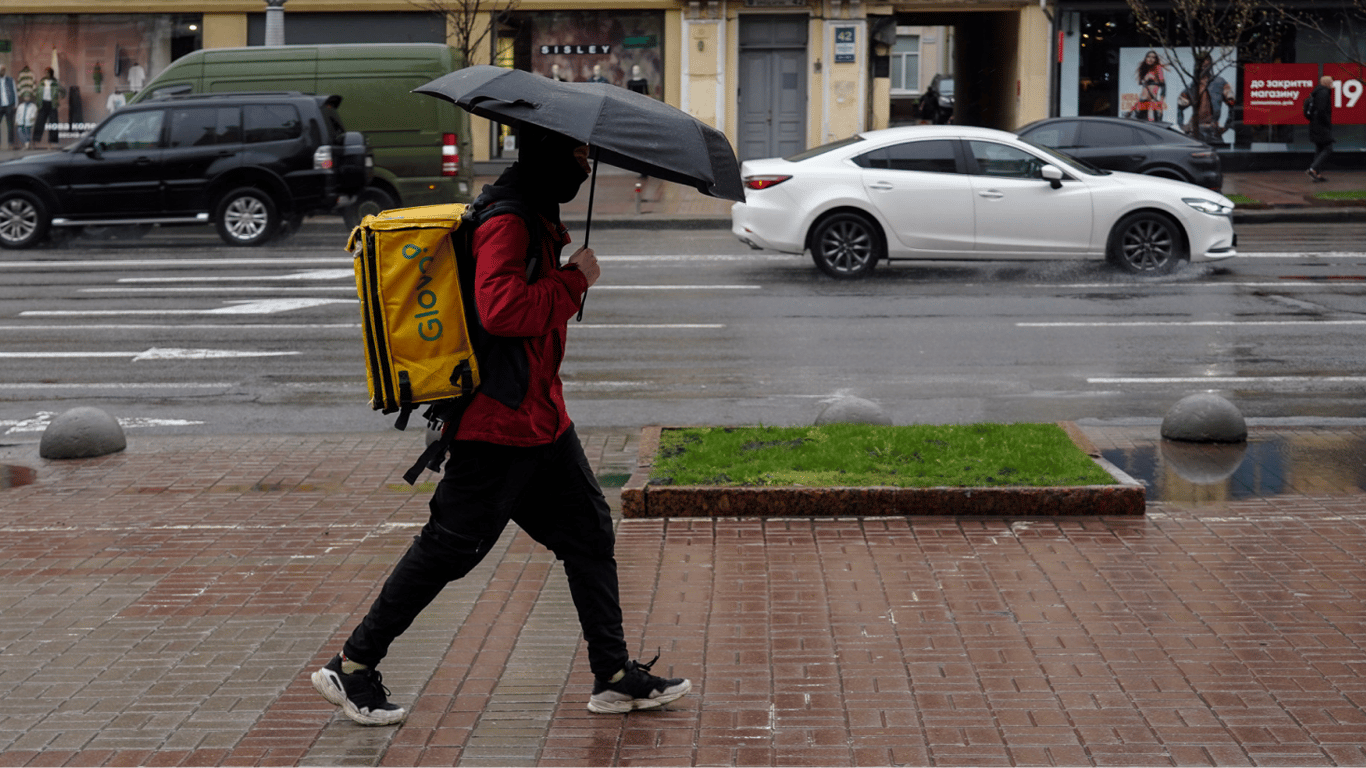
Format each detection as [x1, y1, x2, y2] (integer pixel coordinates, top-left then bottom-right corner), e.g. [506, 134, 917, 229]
[811, 213, 883, 279]
[0, 190, 50, 249]
[1108, 211, 1184, 275]
[216, 187, 280, 247]
[343, 187, 399, 229]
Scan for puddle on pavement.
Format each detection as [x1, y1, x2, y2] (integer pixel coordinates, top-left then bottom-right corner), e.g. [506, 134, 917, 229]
[1, 464, 36, 489]
[1102, 433, 1366, 504]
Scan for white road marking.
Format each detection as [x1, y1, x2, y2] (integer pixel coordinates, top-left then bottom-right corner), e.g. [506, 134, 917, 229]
[2, 411, 206, 434]
[0, 324, 361, 331]
[0, 258, 350, 269]
[2, 383, 235, 389]
[0, 348, 298, 360]
[82, 286, 356, 293]
[21, 298, 357, 316]
[1088, 376, 1366, 385]
[1031, 281, 1366, 289]
[1020, 319, 1366, 327]
[116, 269, 356, 283]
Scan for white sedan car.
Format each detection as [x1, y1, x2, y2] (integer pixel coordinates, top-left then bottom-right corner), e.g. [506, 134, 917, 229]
[731, 125, 1237, 278]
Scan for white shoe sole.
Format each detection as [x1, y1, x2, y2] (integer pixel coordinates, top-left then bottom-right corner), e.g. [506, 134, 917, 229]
[311, 667, 407, 726]
[587, 679, 692, 714]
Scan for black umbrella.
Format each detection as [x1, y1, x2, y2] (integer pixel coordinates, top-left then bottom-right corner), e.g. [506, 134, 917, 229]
[414, 64, 744, 208]
[415, 64, 744, 319]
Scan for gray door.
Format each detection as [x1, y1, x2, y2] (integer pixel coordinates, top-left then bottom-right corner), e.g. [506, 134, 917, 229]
[738, 15, 808, 161]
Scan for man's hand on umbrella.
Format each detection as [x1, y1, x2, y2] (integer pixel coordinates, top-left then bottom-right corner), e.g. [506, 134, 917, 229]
[567, 247, 600, 287]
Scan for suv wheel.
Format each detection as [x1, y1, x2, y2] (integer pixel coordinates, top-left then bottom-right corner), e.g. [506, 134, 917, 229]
[216, 187, 280, 247]
[0, 190, 50, 249]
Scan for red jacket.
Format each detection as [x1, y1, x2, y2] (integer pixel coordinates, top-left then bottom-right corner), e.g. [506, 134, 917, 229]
[453, 211, 589, 447]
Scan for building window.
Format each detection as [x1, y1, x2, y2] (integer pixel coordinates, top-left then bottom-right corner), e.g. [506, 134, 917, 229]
[890, 34, 920, 93]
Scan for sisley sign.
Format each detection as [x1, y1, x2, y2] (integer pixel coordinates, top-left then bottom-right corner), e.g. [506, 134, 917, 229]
[540, 45, 612, 55]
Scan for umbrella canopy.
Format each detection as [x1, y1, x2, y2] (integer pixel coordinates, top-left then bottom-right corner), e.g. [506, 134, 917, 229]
[414, 65, 744, 203]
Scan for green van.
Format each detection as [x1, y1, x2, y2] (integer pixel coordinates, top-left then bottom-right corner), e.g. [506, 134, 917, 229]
[130, 43, 473, 225]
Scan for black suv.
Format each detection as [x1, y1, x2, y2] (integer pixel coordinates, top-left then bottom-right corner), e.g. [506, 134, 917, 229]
[0, 92, 370, 248]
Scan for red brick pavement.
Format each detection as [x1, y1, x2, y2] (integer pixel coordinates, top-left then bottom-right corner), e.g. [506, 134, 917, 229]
[1, 426, 1365, 766]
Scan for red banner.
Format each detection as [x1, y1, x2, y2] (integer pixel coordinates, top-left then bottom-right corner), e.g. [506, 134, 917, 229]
[1326, 62, 1366, 125]
[1242, 63, 1318, 125]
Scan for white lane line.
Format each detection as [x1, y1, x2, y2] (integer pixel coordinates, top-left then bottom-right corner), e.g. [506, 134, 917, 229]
[1032, 281, 1366, 289]
[573, 323, 725, 329]
[21, 298, 357, 316]
[0, 257, 351, 269]
[0, 348, 292, 361]
[3, 411, 205, 434]
[0, 324, 361, 330]
[1228, 252, 1366, 259]
[116, 269, 355, 283]
[1020, 319, 1366, 327]
[82, 286, 356, 294]
[82, 284, 758, 294]
[2, 383, 235, 389]
[1088, 376, 1366, 385]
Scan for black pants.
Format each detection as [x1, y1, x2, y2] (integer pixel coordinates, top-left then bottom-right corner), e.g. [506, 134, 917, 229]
[343, 425, 629, 679]
[1310, 141, 1333, 173]
[34, 101, 57, 144]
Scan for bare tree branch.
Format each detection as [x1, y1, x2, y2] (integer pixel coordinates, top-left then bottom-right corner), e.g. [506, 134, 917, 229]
[1276, 0, 1366, 70]
[409, 0, 521, 67]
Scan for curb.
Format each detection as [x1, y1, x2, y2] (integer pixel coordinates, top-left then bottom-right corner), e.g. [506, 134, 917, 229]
[621, 424, 1147, 518]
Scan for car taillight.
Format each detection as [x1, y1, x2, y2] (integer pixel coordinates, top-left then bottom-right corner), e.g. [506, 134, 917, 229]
[313, 145, 335, 170]
[442, 133, 459, 176]
[744, 175, 792, 190]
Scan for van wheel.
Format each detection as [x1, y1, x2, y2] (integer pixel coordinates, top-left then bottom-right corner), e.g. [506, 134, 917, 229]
[216, 187, 280, 246]
[343, 188, 398, 229]
[0, 190, 50, 249]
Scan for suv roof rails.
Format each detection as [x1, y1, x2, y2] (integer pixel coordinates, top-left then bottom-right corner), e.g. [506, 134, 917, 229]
[148, 90, 308, 101]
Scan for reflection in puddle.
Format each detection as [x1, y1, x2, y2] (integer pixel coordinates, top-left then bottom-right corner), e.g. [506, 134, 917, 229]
[1102, 433, 1366, 504]
[1, 464, 36, 489]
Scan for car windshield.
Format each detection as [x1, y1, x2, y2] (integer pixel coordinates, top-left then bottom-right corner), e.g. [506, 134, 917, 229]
[784, 135, 864, 162]
[1017, 136, 1109, 176]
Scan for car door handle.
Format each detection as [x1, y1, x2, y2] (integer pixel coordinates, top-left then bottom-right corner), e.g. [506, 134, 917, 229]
[868, 181, 894, 190]
[977, 190, 1004, 199]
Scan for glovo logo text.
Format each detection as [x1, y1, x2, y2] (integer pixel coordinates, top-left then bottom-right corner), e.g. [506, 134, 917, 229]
[404, 242, 442, 341]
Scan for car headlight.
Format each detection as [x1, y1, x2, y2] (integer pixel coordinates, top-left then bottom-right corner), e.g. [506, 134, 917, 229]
[1183, 197, 1233, 216]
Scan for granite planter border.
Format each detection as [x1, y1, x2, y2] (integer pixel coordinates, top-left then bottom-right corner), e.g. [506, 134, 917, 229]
[620, 423, 1145, 518]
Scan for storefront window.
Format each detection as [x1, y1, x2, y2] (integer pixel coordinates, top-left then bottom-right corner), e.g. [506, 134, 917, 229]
[1055, 6, 1363, 154]
[0, 13, 202, 145]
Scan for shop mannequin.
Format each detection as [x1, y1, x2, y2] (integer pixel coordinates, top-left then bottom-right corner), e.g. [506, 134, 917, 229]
[551, 64, 568, 82]
[626, 65, 650, 97]
[588, 64, 608, 84]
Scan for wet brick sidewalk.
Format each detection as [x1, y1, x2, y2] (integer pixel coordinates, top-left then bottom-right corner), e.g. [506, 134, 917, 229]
[1, 425, 1364, 766]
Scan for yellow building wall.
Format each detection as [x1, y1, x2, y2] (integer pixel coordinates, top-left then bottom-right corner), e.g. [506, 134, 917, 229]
[202, 14, 248, 49]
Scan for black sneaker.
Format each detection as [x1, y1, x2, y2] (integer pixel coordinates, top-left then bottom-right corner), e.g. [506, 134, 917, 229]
[311, 654, 407, 726]
[588, 655, 691, 714]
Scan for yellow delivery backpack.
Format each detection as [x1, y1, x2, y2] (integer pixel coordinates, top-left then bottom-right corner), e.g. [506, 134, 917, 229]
[348, 203, 481, 432]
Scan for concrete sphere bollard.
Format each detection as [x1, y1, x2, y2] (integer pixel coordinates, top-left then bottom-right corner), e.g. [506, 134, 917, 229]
[1161, 393, 1247, 443]
[39, 407, 127, 459]
[815, 396, 892, 426]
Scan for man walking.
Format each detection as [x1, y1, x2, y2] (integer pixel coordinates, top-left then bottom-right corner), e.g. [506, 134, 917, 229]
[0, 66, 17, 150]
[1306, 74, 1335, 182]
[311, 125, 690, 726]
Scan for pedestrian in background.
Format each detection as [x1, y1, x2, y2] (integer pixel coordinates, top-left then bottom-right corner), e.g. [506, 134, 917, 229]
[1306, 75, 1334, 182]
[16, 93, 37, 150]
[33, 67, 65, 149]
[0, 66, 17, 149]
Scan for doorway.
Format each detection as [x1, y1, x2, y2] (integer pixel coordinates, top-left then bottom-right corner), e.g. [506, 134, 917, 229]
[738, 15, 808, 160]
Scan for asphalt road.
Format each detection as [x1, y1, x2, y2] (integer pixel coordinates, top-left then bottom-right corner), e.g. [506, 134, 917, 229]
[2, 219, 1364, 440]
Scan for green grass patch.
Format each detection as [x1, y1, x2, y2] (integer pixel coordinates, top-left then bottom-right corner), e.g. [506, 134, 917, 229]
[1314, 189, 1366, 201]
[650, 423, 1116, 488]
[1225, 193, 1261, 206]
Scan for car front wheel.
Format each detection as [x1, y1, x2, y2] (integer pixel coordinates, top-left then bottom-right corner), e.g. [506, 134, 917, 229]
[0, 190, 50, 249]
[811, 213, 883, 279]
[216, 187, 280, 247]
[1108, 212, 1184, 275]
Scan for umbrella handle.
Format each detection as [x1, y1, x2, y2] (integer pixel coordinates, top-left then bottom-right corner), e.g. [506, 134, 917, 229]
[577, 151, 599, 322]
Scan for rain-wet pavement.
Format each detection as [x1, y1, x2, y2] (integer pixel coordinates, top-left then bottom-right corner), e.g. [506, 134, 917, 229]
[2, 423, 1365, 766]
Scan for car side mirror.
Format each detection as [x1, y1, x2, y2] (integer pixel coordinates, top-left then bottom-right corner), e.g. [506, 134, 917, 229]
[1041, 164, 1064, 189]
[83, 140, 102, 160]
